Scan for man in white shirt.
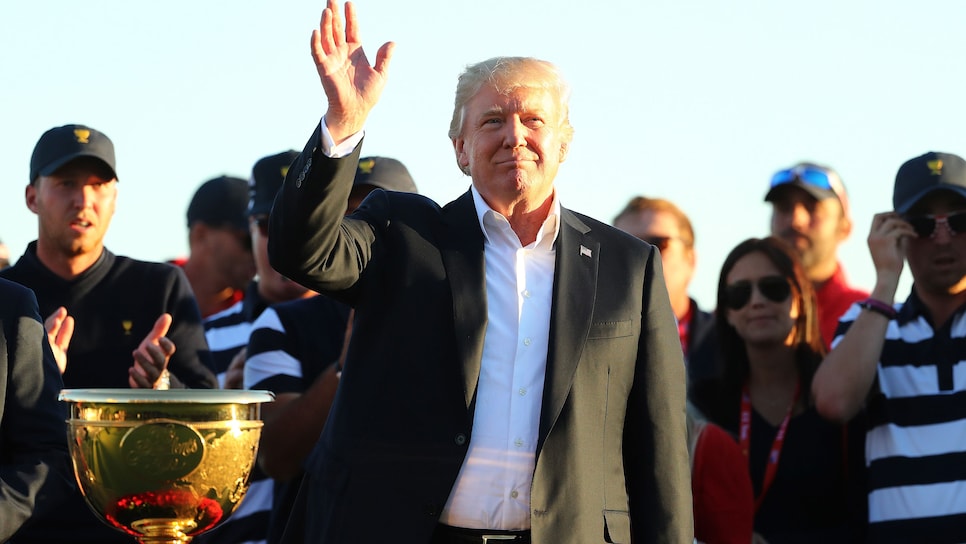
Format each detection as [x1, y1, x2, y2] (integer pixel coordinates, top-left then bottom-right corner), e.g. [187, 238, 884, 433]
[268, 2, 692, 543]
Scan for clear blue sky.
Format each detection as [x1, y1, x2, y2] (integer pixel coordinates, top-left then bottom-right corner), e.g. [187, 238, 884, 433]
[3, 0, 964, 308]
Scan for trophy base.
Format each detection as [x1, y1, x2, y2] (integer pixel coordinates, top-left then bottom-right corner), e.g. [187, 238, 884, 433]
[131, 518, 198, 543]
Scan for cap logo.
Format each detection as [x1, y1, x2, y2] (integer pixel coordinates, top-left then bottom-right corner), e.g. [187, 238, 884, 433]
[74, 128, 91, 144]
[280, 165, 290, 179]
[928, 159, 943, 176]
[358, 159, 376, 174]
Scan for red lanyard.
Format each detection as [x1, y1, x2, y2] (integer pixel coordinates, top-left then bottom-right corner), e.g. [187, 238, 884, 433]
[739, 381, 800, 512]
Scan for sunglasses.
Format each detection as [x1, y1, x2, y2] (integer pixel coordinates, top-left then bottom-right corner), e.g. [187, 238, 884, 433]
[770, 165, 849, 217]
[903, 211, 966, 238]
[770, 166, 837, 191]
[252, 215, 270, 237]
[724, 276, 792, 310]
[641, 236, 685, 252]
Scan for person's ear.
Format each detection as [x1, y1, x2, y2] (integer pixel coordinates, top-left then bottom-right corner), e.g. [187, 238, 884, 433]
[25, 183, 38, 213]
[453, 138, 470, 175]
[837, 213, 853, 242]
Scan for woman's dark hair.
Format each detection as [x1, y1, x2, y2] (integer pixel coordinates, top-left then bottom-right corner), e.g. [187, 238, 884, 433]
[699, 237, 825, 427]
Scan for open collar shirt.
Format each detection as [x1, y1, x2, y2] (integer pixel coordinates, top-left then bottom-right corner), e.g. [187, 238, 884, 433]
[438, 186, 560, 530]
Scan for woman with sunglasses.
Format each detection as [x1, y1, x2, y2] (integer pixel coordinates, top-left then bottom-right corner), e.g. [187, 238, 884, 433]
[690, 236, 866, 544]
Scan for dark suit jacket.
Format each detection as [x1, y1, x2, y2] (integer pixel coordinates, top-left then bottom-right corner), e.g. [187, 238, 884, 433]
[268, 128, 693, 544]
[0, 278, 73, 541]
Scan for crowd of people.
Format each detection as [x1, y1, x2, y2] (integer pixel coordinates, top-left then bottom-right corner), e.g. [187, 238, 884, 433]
[3, 2, 966, 543]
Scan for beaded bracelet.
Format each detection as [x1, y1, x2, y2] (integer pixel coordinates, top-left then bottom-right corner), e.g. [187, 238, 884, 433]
[858, 298, 897, 320]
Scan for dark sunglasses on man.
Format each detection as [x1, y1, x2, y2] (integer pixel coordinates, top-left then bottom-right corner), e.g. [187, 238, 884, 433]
[724, 276, 792, 310]
[903, 211, 966, 238]
[641, 235, 688, 252]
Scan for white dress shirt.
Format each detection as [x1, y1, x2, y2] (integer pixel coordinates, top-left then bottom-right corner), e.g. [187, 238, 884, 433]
[438, 186, 559, 530]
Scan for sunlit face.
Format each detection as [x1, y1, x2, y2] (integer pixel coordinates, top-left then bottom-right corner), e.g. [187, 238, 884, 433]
[614, 209, 695, 303]
[769, 186, 848, 275]
[27, 158, 117, 261]
[453, 85, 568, 214]
[904, 192, 966, 297]
[725, 251, 799, 347]
[250, 215, 311, 303]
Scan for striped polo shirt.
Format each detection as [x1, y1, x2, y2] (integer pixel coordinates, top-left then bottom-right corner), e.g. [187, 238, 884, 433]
[833, 291, 966, 543]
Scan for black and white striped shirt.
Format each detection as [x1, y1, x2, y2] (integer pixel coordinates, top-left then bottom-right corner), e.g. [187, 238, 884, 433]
[834, 291, 966, 543]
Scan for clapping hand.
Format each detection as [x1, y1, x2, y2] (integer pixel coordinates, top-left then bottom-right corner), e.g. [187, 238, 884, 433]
[44, 306, 75, 374]
[129, 313, 176, 389]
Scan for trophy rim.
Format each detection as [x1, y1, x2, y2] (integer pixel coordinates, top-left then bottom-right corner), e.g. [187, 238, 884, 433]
[59, 388, 275, 404]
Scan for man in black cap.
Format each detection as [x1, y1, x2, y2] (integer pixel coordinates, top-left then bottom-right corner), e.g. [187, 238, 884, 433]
[198, 149, 319, 544]
[0, 126, 217, 541]
[813, 151, 966, 543]
[203, 150, 314, 390]
[765, 161, 868, 346]
[179, 175, 256, 319]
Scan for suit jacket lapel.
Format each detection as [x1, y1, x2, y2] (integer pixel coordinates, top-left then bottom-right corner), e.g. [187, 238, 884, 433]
[438, 190, 487, 409]
[538, 209, 597, 452]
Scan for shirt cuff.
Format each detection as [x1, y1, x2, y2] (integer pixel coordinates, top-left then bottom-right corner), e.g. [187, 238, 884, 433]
[319, 118, 364, 158]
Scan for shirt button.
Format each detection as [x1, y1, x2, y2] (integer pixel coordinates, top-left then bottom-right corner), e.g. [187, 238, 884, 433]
[514, 438, 524, 448]
[523, 338, 532, 346]
[522, 289, 531, 298]
[510, 490, 519, 499]
[455, 433, 467, 446]
[518, 388, 527, 396]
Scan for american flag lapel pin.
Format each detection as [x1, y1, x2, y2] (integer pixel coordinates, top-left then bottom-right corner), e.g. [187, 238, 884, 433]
[579, 245, 592, 258]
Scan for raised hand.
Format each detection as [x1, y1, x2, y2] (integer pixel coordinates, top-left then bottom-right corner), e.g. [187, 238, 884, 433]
[44, 306, 74, 374]
[311, 0, 394, 143]
[129, 313, 176, 389]
[867, 212, 913, 299]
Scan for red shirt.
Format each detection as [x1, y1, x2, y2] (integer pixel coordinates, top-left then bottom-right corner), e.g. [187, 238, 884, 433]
[816, 263, 868, 349]
[691, 419, 755, 544]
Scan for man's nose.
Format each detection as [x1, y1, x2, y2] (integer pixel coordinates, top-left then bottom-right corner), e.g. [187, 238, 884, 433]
[932, 218, 955, 244]
[74, 185, 96, 209]
[790, 202, 812, 228]
[503, 117, 527, 147]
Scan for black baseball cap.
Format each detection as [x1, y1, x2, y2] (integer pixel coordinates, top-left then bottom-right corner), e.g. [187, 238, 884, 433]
[893, 151, 966, 213]
[187, 176, 250, 230]
[248, 150, 300, 216]
[354, 156, 417, 193]
[30, 124, 117, 182]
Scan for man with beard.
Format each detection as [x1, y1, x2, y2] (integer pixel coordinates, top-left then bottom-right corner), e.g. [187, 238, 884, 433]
[765, 162, 868, 346]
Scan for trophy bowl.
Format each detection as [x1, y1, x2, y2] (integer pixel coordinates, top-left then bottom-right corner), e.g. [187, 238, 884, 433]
[59, 388, 274, 543]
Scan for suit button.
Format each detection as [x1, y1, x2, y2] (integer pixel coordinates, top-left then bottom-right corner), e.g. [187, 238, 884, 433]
[425, 503, 439, 516]
[454, 433, 467, 446]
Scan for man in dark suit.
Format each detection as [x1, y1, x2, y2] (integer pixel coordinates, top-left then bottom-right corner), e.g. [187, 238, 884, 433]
[268, 2, 692, 543]
[0, 278, 74, 541]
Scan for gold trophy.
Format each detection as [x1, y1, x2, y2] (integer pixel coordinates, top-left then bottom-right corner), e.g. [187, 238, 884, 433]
[59, 389, 274, 543]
